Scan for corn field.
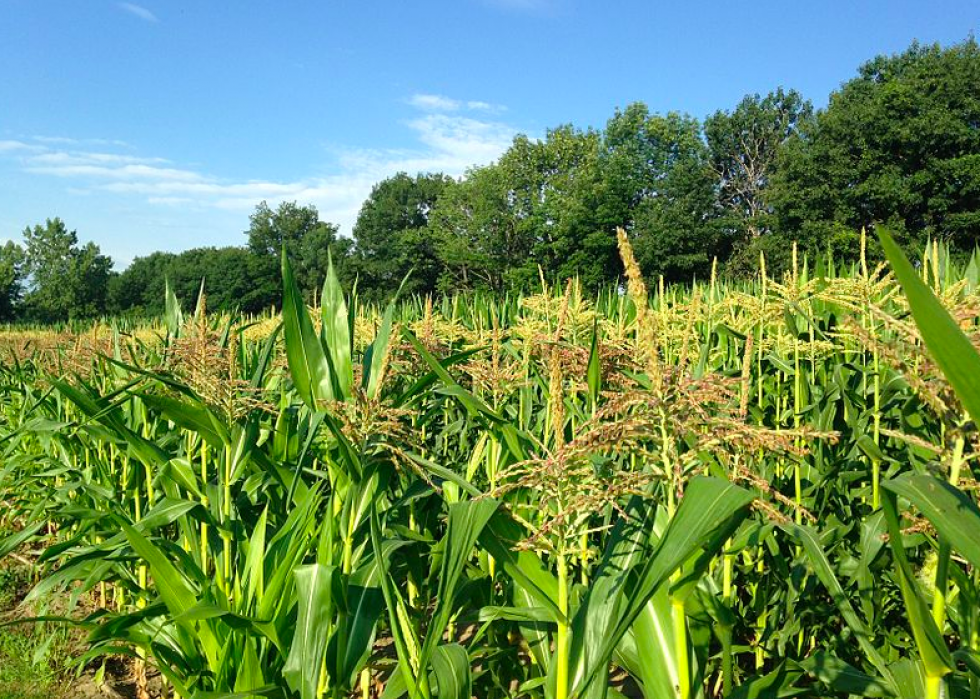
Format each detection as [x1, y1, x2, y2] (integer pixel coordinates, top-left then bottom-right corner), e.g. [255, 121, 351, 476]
[2, 229, 980, 699]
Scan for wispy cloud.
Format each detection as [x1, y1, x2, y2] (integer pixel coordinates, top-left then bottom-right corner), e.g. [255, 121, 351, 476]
[408, 93, 505, 114]
[31, 135, 131, 148]
[26, 151, 200, 182]
[409, 94, 463, 111]
[0, 96, 523, 239]
[117, 2, 158, 23]
[0, 140, 45, 153]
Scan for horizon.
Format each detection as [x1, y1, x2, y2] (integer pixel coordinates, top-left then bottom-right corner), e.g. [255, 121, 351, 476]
[2, 0, 978, 269]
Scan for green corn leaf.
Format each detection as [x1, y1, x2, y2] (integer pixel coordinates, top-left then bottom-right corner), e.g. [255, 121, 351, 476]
[403, 330, 504, 424]
[478, 509, 562, 622]
[283, 564, 337, 699]
[135, 496, 200, 533]
[248, 321, 282, 390]
[587, 321, 601, 408]
[785, 522, 898, 691]
[320, 252, 353, 399]
[884, 472, 980, 570]
[417, 498, 498, 677]
[369, 504, 425, 699]
[138, 392, 229, 447]
[363, 301, 395, 400]
[233, 637, 266, 694]
[727, 662, 809, 699]
[607, 505, 679, 699]
[0, 521, 45, 559]
[575, 477, 754, 695]
[888, 659, 929, 699]
[53, 378, 170, 471]
[881, 492, 953, 679]
[194, 277, 207, 318]
[282, 249, 332, 410]
[242, 507, 269, 607]
[330, 579, 384, 688]
[430, 644, 472, 699]
[953, 648, 980, 677]
[164, 277, 183, 338]
[162, 457, 205, 499]
[478, 606, 556, 623]
[379, 645, 471, 699]
[120, 522, 220, 667]
[800, 651, 895, 697]
[879, 227, 980, 424]
[195, 688, 281, 699]
[121, 523, 197, 616]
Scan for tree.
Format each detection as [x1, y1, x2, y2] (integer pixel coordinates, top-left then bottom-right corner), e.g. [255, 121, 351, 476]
[352, 172, 452, 299]
[22, 218, 113, 322]
[71, 241, 114, 318]
[109, 251, 178, 315]
[246, 201, 346, 300]
[772, 38, 980, 256]
[429, 167, 522, 293]
[704, 88, 813, 240]
[430, 126, 613, 292]
[600, 104, 729, 282]
[497, 126, 611, 289]
[169, 247, 277, 314]
[112, 247, 280, 316]
[0, 241, 25, 322]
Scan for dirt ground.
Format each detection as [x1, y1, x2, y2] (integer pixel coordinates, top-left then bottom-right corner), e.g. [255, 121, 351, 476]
[0, 554, 164, 699]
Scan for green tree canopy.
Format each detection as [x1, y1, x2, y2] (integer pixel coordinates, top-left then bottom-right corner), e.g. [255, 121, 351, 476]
[428, 167, 521, 293]
[704, 88, 813, 240]
[246, 200, 346, 300]
[108, 251, 177, 315]
[112, 247, 279, 316]
[0, 241, 25, 322]
[772, 38, 980, 256]
[601, 105, 729, 282]
[22, 218, 113, 322]
[431, 126, 614, 292]
[351, 172, 452, 300]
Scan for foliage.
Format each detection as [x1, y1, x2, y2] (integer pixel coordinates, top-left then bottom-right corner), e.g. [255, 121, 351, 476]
[603, 105, 727, 283]
[773, 38, 980, 254]
[0, 241, 25, 323]
[430, 125, 615, 292]
[247, 200, 352, 302]
[21, 218, 113, 322]
[704, 88, 813, 241]
[0, 567, 72, 699]
[351, 172, 452, 300]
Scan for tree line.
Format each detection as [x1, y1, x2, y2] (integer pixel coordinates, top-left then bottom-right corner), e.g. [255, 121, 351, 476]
[2, 38, 978, 321]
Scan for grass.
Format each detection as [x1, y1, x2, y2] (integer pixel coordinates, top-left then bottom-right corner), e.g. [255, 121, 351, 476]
[0, 567, 71, 699]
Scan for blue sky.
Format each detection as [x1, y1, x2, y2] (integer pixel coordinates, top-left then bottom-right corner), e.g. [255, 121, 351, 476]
[1, 1, 978, 267]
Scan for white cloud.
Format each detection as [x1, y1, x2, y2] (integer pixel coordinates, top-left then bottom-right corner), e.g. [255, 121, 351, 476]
[409, 94, 462, 112]
[0, 140, 43, 153]
[407, 93, 505, 114]
[117, 2, 158, 22]
[30, 136, 78, 145]
[26, 151, 205, 182]
[0, 94, 523, 239]
[31, 135, 132, 148]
